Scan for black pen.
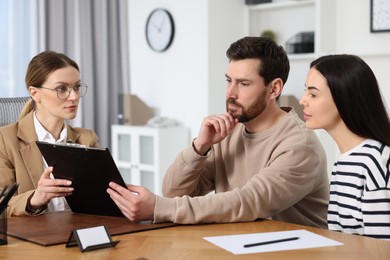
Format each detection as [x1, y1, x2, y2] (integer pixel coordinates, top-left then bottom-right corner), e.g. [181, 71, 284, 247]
[243, 236, 299, 248]
[0, 183, 19, 207]
[0, 185, 8, 198]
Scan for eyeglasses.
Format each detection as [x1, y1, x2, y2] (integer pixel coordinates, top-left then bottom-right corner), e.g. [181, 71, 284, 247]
[39, 83, 88, 100]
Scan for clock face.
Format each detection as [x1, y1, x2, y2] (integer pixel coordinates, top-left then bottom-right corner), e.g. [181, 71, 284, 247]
[145, 9, 175, 52]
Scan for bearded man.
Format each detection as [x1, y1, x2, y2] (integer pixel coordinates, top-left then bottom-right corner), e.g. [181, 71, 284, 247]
[107, 37, 329, 228]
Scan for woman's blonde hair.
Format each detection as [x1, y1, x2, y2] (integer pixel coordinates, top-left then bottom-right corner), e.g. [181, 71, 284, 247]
[19, 50, 79, 118]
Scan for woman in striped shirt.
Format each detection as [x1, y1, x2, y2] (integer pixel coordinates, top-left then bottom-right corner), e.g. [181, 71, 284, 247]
[299, 54, 390, 240]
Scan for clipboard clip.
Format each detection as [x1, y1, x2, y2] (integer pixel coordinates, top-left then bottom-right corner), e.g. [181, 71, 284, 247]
[64, 139, 86, 148]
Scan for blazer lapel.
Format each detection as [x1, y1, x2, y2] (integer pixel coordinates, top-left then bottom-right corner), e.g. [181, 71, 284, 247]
[66, 125, 81, 144]
[17, 112, 45, 188]
[17, 113, 82, 187]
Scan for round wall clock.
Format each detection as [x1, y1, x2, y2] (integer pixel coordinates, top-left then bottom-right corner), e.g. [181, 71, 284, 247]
[145, 9, 175, 52]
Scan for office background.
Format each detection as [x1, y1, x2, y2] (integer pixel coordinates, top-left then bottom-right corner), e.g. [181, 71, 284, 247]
[130, 0, 390, 171]
[1, 0, 390, 170]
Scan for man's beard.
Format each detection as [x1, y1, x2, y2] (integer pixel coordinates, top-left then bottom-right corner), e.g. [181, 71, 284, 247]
[226, 94, 267, 123]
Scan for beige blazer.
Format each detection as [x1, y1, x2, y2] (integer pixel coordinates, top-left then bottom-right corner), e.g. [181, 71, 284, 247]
[0, 111, 99, 216]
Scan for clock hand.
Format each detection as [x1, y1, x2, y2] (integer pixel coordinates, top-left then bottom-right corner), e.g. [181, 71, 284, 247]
[159, 17, 166, 30]
[151, 22, 161, 33]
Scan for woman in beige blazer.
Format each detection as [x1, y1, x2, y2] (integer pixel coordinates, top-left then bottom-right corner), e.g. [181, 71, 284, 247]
[0, 51, 99, 217]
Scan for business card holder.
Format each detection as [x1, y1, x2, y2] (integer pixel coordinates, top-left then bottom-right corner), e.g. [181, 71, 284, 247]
[66, 225, 119, 252]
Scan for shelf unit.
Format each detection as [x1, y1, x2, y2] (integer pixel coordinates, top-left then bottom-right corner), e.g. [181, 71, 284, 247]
[246, 0, 336, 58]
[111, 125, 189, 195]
[245, 0, 336, 98]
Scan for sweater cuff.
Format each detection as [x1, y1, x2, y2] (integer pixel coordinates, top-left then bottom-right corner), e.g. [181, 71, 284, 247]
[154, 196, 176, 223]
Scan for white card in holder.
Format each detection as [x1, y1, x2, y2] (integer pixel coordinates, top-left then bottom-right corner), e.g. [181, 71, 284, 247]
[66, 225, 119, 252]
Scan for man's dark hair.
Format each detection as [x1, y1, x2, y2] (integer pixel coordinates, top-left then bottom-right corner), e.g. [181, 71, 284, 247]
[226, 36, 290, 86]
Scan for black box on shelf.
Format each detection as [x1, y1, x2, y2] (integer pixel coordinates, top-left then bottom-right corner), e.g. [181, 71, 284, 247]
[286, 31, 314, 54]
[245, 0, 272, 5]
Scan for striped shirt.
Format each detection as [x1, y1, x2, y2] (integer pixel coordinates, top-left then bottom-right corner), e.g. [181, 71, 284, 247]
[328, 139, 390, 240]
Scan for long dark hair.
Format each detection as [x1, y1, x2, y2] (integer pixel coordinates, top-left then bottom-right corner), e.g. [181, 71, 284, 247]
[311, 54, 390, 146]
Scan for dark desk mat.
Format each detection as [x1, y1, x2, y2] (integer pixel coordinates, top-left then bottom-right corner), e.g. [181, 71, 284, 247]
[7, 211, 176, 246]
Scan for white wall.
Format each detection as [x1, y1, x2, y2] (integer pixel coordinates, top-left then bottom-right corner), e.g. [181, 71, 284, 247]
[335, 0, 390, 110]
[129, 0, 245, 138]
[129, 0, 208, 138]
[128, 0, 390, 164]
[208, 0, 246, 115]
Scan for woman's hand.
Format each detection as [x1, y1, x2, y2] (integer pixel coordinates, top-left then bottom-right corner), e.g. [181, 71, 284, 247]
[29, 166, 74, 208]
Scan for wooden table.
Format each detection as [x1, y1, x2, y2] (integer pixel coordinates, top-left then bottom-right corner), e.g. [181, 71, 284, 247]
[1, 219, 389, 259]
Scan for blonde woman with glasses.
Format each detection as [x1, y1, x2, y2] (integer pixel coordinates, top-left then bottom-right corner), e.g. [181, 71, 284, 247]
[0, 50, 100, 217]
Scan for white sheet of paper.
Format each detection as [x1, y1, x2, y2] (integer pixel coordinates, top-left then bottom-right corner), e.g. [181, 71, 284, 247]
[203, 229, 343, 255]
[76, 226, 111, 249]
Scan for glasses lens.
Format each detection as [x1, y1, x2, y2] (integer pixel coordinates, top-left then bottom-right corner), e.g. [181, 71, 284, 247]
[56, 84, 88, 100]
[78, 84, 87, 97]
[57, 86, 70, 100]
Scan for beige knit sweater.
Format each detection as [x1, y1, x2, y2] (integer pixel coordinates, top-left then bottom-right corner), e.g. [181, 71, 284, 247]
[155, 108, 329, 228]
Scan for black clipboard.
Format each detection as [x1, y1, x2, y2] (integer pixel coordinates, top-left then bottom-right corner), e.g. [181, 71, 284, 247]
[36, 141, 127, 217]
